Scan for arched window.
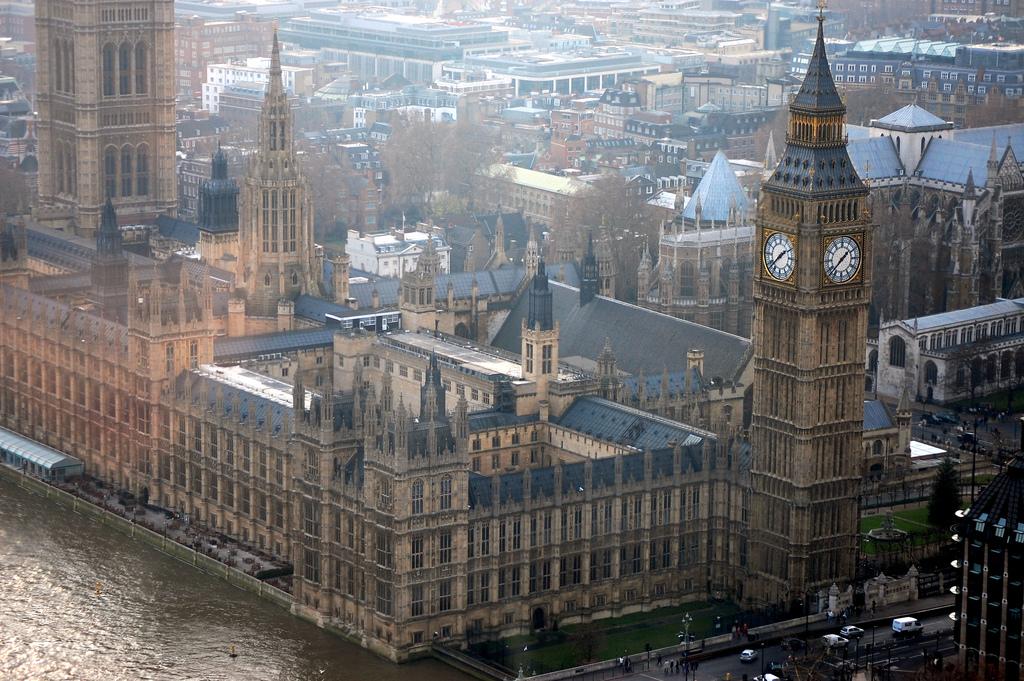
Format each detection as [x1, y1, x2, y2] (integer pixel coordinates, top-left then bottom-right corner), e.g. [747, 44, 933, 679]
[888, 336, 906, 368]
[121, 146, 133, 197]
[680, 262, 695, 298]
[986, 354, 997, 383]
[439, 476, 452, 511]
[102, 44, 115, 96]
[1016, 349, 1024, 377]
[67, 146, 75, 196]
[56, 146, 65, 194]
[411, 480, 423, 515]
[118, 42, 132, 95]
[134, 43, 147, 94]
[135, 145, 149, 196]
[1001, 351, 1013, 380]
[872, 440, 883, 457]
[66, 42, 74, 93]
[719, 258, 731, 297]
[104, 147, 117, 198]
[53, 39, 64, 92]
[291, 271, 298, 286]
[924, 361, 938, 385]
[956, 364, 965, 388]
[264, 273, 271, 287]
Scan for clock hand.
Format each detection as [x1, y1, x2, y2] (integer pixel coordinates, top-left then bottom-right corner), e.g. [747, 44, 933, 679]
[771, 248, 789, 266]
[836, 251, 849, 269]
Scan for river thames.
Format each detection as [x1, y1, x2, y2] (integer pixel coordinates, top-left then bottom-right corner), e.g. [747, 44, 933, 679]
[0, 476, 466, 681]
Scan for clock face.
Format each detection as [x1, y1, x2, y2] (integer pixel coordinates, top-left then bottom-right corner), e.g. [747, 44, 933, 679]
[823, 235, 862, 284]
[763, 231, 796, 281]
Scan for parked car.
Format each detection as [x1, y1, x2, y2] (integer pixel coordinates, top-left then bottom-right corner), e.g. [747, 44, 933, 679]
[822, 634, 849, 649]
[739, 649, 759, 663]
[781, 638, 805, 652]
[839, 625, 864, 639]
[935, 412, 958, 424]
[753, 675, 781, 681]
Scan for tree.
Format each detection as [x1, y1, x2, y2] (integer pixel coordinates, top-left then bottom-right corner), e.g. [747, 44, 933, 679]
[0, 164, 30, 215]
[568, 622, 604, 663]
[380, 117, 497, 216]
[927, 457, 961, 529]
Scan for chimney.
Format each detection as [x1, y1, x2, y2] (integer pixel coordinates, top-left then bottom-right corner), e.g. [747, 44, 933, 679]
[686, 348, 704, 375]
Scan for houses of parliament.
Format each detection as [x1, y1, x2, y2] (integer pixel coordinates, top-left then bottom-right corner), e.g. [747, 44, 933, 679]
[0, 2, 879, 661]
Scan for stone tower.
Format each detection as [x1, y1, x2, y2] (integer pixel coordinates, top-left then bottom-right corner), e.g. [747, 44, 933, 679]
[595, 228, 616, 298]
[0, 218, 29, 289]
[748, 3, 871, 608]
[521, 259, 559, 418]
[199, 146, 239, 231]
[399, 235, 442, 332]
[237, 30, 320, 318]
[35, 0, 177, 234]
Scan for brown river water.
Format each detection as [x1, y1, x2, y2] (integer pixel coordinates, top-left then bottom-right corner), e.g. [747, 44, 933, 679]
[0, 476, 467, 681]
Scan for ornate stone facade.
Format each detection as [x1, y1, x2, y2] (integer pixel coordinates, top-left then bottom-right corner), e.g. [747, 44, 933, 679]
[35, 0, 177, 234]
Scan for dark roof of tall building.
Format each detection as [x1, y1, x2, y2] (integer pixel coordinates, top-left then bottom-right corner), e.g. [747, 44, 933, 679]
[491, 281, 751, 382]
[966, 457, 1024, 542]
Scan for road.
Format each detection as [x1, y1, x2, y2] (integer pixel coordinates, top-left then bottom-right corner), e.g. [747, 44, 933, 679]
[615, 615, 954, 681]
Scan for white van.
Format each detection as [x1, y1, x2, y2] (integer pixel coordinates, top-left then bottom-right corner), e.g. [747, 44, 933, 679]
[892, 617, 923, 638]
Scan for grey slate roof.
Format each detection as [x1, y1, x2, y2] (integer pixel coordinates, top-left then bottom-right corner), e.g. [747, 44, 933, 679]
[622, 368, 703, 399]
[293, 294, 360, 322]
[848, 137, 904, 180]
[791, 19, 844, 111]
[681, 150, 749, 222]
[916, 139, 990, 186]
[952, 123, 1024, 159]
[1, 283, 129, 352]
[156, 215, 200, 246]
[864, 399, 895, 431]
[874, 104, 950, 132]
[491, 281, 750, 382]
[468, 411, 539, 432]
[213, 327, 336, 362]
[348, 263, 581, 309]
[556, 396, 711, 455]
[910, 297, 1024, 332]
[177, 371, 288, 435]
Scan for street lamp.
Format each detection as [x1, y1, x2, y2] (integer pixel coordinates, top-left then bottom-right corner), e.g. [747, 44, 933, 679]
[682, 612, 693, 654]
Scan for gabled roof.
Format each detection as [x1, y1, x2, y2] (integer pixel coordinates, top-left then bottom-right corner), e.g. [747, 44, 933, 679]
[952, 123, 1024, 159]
[874, 104, 951, 132]
[681, 150, 748, 222]
[909, 297, 1024, 332]
[916, 139, 991, 186]
[491, 281, 750, 382]
[847, 137, 904, 180]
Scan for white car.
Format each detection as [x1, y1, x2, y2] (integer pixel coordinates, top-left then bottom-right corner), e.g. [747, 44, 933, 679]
[839, 625, 864, 639]
[739, 649, 759, 663]
[753, 675, 781, 681]
[822, 634, 850, 648]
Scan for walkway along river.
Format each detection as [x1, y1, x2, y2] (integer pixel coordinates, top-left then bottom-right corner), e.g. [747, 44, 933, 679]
[0, 473, 467, 681]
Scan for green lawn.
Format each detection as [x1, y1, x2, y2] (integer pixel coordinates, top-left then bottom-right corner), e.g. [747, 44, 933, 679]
[498, 601, 741, 675]
[860, 507, 939, 555]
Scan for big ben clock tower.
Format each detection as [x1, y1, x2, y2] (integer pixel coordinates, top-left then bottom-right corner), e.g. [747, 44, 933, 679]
[749, 0, 870, 607]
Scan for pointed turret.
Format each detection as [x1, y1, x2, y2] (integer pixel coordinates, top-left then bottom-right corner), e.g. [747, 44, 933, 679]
[790, 4, 843, 112]
[525, 226, 540, 278]
[763, 129, 778, 173]
[96, 196, 122, 258]
[91, 196, 129, 320]
[527, 259, 553, 331]
[419, 351, 446, 422]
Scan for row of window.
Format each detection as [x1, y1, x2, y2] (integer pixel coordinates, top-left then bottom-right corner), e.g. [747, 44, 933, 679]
[102, 42, 148, 97]
[103, 144, 150, 199]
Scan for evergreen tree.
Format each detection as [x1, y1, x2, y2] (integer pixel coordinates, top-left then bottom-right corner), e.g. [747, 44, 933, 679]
[928, 457, 961, 529]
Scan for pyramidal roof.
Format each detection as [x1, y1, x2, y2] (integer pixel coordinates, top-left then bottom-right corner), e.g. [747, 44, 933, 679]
[791, 13, 843, 111]
[682, 151, 749, 223]
[875, 104, 951, 132]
